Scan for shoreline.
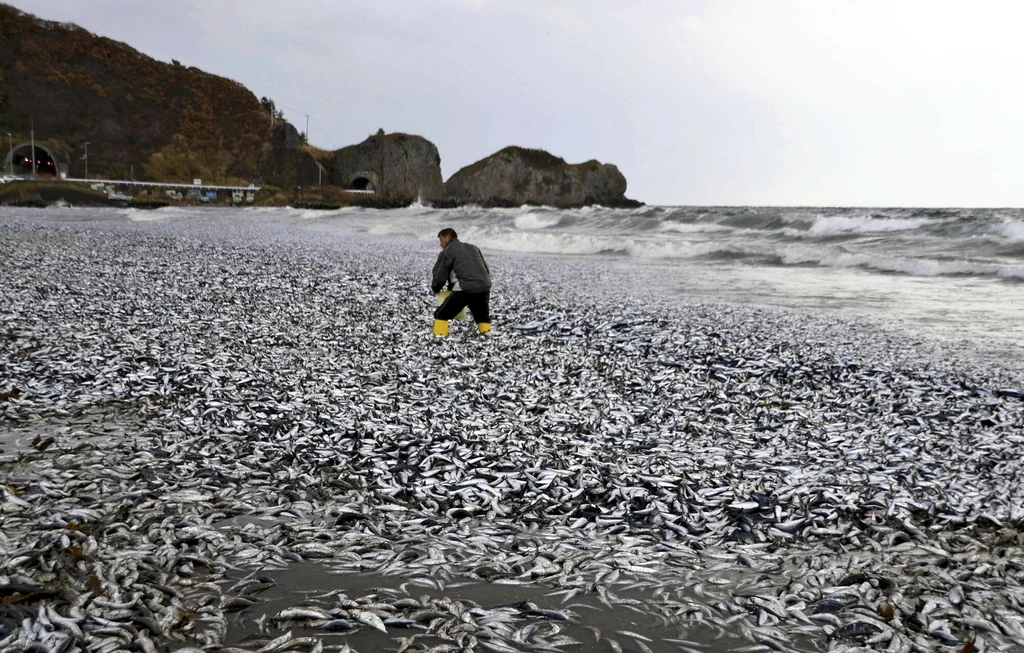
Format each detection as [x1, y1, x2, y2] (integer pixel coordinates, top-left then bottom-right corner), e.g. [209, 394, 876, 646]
[1, 214, 1023, 652]
[5, 204, 1024, 373]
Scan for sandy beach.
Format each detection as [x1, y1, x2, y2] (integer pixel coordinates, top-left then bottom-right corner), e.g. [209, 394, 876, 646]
[2, 211, 1024, 653]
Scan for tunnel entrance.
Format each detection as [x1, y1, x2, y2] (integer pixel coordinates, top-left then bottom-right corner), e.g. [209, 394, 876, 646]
[350, 177, 374, 192]
[8, 144, 58, 177]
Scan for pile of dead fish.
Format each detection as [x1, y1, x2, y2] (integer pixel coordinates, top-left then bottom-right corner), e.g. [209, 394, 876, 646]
[1, 212, 1023, 653]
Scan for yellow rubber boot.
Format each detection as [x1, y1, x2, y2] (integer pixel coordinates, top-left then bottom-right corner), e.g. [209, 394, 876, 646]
[477, 322, 491, 334]
[433, 319, 449, 337]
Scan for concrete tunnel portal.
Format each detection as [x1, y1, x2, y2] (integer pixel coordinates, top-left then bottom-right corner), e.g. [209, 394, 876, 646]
[7, 144, 58, 177]
[349, 176, 374, 192]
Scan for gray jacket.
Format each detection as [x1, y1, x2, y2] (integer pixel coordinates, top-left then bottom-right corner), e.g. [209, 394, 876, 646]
[432, 239, 492, 294]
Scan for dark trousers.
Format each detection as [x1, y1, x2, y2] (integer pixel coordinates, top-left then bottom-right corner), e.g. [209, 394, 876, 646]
[435, 291, 490, 324]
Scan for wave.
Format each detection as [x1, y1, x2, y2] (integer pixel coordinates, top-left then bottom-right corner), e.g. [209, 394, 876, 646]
[293, 207, 363, 221]
[513, 211, 563, 230]
[366, 222, 425, 237]
[125, 208, 172, 222]
[657, 221, 734, 235]
[779, 246, 1024, 279]
[464, 229, 734, 259]
[808, 215, 929, 235]
[28, 203, 1024, 283]
[998, 220, 1024, 241]
[123, 205, 201, 222]
[102, 204, 1024, 281]
[629, 205, 671, 218]
[460, 225, 1024, 280]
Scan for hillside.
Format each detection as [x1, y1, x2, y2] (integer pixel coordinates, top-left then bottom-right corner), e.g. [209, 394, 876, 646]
[0, 3, 273, 183]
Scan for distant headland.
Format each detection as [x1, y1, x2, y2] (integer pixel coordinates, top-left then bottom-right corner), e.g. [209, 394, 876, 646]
[0, 3, 642, 210]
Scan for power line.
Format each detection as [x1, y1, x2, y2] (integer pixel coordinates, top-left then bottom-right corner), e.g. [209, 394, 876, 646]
[276, 104, 308, 139]
[276, 104, 339, 150]
[276, 103, 305, 115]
[311, 123, 338, 150]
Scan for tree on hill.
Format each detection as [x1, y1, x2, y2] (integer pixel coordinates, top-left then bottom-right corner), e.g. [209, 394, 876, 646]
[260, 96, 284, 120]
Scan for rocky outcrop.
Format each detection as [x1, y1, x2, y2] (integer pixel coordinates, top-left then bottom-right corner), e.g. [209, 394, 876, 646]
[258, 123, 323, 189]
[445, 147, 639, 208]
[327, 133, 445, 201]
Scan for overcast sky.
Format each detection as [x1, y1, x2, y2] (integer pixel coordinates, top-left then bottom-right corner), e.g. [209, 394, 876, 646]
[8, 0, 1024, 207]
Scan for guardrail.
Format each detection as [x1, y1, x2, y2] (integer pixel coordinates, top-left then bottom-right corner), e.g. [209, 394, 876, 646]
[63, 178, 260, 191]
[13, 178, 377, 195]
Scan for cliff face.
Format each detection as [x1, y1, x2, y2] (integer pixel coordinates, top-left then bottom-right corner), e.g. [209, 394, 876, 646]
[0, 3, 271, 182]
[260, 122, 324, 190]
[445, 147, 635, 208]
[327, 133, 445, 200]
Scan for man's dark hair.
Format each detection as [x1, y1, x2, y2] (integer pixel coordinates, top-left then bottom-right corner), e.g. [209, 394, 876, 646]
[438, 228, 458, 239]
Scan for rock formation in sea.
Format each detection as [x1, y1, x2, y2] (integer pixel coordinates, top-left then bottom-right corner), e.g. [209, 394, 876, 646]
[445, 146, 641, 208]
[327, 133, 445, 201]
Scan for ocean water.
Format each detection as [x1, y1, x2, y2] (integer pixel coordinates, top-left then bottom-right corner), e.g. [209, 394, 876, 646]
[297, 203, 1024, 365]
[8, 203, 1024, 364]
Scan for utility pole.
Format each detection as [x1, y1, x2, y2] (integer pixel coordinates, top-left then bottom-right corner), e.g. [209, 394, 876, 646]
[83, 142, 90, 179]
[30, 118, 36, 177]
[278, 104, 310, 143]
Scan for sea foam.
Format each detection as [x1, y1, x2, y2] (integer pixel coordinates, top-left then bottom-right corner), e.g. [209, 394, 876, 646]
[998, 220, 1024, 241]
[808, 215, 928, 235]
[780, 245, 1024, 279]
[513, 211, 563, 230]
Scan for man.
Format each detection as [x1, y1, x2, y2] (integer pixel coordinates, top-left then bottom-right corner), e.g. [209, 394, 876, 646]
[431, 228, 491, 336]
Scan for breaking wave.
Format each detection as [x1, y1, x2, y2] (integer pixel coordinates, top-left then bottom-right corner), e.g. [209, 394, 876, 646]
[54, 202, 1024, 282]
[466, 230, 736, 259]
[808, 215, 929, 235]
[420, 206, 1024, 280]
[778, 246, 1024, 279]
[513, 211, 564, 230]
[465, 229, 1024, 279]
[998, 220, 1024, 241]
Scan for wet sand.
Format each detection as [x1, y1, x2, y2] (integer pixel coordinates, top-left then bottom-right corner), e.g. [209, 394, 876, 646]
[221, 568, 765, 652]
